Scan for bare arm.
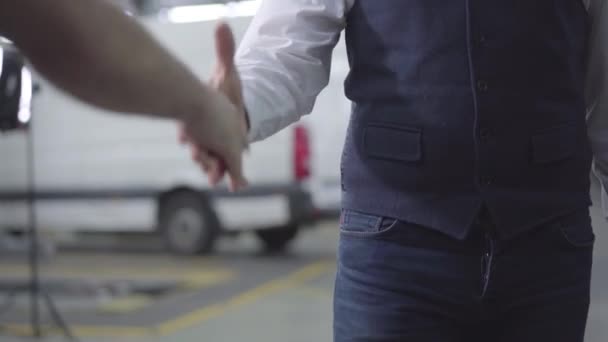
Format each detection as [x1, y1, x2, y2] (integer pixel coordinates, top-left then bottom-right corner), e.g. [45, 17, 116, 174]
[0, 0, 215, 122]
[0, 0, 249, 188]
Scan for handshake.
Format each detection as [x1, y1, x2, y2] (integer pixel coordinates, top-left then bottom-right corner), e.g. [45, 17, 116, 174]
[179, 23, 250, 192]
[0, 2, 254, 191]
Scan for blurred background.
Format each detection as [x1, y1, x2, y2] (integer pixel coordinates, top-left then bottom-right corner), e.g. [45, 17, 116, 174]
[0, 1, 607, 341]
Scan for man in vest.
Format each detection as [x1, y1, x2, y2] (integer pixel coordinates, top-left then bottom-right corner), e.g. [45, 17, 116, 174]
[185, 1, 608, 341]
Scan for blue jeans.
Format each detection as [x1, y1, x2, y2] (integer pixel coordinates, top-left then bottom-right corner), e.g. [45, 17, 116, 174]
[334, 208, 594, 342]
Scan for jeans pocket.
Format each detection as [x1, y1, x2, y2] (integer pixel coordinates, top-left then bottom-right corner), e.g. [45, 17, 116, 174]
[339, 209, 399, 239]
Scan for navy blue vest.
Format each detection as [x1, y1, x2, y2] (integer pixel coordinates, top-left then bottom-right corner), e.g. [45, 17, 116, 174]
[341, 0, 593, 239]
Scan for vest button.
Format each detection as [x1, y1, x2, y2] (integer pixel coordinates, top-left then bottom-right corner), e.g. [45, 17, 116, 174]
[481, 176, 494, 186]
[477, 80, 488, 92]
[478, 35, 487, 47]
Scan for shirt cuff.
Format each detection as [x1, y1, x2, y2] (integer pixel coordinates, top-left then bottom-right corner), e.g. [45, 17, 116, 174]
[242, 84, 267, 143]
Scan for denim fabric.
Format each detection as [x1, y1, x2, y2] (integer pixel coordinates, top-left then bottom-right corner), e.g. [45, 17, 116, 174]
[334, 208, 594, 342]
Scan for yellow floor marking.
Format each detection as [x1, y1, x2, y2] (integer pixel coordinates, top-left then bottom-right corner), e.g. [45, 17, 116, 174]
[97, 294, 154, 314]
[156, 260, 335, 336]
[1, 260, 335, 338]
[0, 265, 234, 281]
[1, 324, 153, 338]
[0, 264, 237, 298]
[180, 270, 235, 289]
[294, 285, 334, 299]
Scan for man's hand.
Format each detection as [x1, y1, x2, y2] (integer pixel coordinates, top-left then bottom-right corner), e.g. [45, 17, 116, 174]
[180, 85, 248, 191]
[181, 22, 248, 190]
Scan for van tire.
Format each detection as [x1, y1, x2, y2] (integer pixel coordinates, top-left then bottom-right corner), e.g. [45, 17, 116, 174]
[159, 191, 218, 255]
[255, 225, 299, 252]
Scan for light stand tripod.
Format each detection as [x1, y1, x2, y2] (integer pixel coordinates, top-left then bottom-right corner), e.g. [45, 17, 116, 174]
[22, 120, 77, 341]
[0, 43, 77, 340]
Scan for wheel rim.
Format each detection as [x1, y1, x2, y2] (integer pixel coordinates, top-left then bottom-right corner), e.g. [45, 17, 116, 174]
[167, 207, 205, 253]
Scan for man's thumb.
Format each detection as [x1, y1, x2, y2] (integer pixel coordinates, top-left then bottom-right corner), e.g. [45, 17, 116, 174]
[215, 22, 236, 72]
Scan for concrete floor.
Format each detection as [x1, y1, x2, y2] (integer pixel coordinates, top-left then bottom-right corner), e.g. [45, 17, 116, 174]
[3, 184, 608, 341]
[0, 221, 338, 342]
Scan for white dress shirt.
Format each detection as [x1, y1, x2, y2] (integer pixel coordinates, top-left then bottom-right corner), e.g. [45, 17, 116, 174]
[236, 0, 608, 183]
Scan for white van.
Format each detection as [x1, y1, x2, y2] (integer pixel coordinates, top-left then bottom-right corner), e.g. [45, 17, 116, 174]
[0, 14, 320, 255]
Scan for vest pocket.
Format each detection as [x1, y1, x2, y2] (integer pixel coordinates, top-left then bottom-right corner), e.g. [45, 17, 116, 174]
[363, 123, 423, 162]
[531, 123, 577, 164]
[557, 209, 595, 248]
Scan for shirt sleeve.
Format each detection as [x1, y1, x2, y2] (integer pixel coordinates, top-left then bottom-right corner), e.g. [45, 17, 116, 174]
[235, 0, 352, 142]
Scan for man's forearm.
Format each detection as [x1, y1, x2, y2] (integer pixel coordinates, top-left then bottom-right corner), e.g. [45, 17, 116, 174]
[0, 0, 213, 122]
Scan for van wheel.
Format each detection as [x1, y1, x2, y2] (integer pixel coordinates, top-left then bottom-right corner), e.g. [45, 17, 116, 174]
[255, 225, 299, 252]
[159, 192, 218, 255]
